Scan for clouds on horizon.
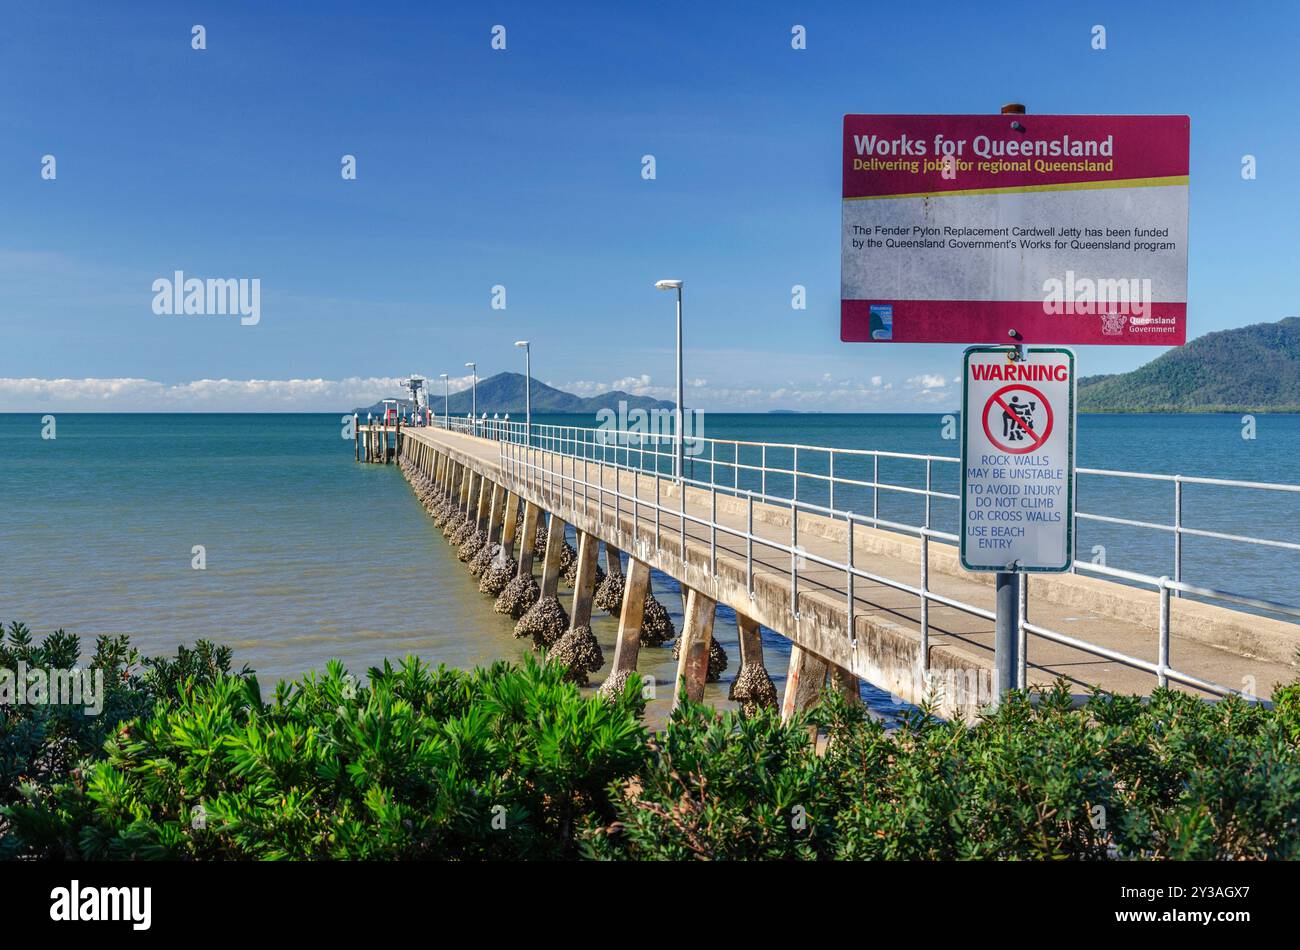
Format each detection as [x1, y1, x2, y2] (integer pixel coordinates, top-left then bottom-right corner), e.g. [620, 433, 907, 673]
[0, 376, 417, 412]
[0, 370, 956, 412]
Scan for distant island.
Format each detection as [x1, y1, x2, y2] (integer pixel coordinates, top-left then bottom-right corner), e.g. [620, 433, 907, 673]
[353, 372, 674, 417]
[1080, 316, 1300, 413]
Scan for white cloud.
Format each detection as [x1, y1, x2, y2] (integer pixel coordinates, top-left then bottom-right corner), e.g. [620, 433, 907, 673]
[0, 368, 955, 414]
[907, 373, 947, 390]
[562, 374, 672, 400]
[0, 376, 439, 411]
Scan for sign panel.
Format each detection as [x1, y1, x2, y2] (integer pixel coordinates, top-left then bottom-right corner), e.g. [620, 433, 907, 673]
[842, 114, 1189, 345]
[961, 346, 1075, 572]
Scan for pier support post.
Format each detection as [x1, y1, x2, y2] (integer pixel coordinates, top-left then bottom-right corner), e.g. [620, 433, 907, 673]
[501, 491, 520, 555]
[736, 613, 765, 671]
[611, 557, 651, 675]
[828, 663, 862, 705]
[462, 469, 476, 516]
[605, 543, 622, 574]
[353, 415, 359, 461]
[674, 588, 717, 709]
[780, 644, 828, 724]
[539, 514, 566, 599]
[518, 502, 541, 577]
[487, 483, 506, 542]
[475, 477, 491, 530]
[569, 530, 600, 629]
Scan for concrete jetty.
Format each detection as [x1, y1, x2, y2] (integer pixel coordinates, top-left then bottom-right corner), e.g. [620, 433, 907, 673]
[361, 421, 1300, 721]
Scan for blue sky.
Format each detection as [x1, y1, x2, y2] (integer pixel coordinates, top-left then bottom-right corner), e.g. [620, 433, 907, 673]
[2, 0, 1297, 411]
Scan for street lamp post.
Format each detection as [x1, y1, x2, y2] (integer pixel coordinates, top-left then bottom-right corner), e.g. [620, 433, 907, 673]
[439, 373, 449, 427]
[655, 279, 685, 482]
[465, 362, 477, 435]
[514, 340, 531, 445]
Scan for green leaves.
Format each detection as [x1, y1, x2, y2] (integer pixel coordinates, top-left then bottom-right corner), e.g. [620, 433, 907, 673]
[2, 642, 649, 860]
[589, 680, 1300, 861]
[4, 622, 1300, 861]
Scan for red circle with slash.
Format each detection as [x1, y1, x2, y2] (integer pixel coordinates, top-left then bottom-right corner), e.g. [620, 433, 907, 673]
[981, 384, 1053, 454]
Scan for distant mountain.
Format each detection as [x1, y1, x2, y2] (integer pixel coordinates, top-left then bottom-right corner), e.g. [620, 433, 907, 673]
[353, 372, 674, 418]
[1079, 317, 1300, 412]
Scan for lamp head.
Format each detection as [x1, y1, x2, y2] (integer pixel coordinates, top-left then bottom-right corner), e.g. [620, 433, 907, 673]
[654, 279, 683, 291]
[514, 340, 529, 348]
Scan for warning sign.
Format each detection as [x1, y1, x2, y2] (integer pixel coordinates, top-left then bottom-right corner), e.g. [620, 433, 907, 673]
[961, 346, 1075, 572]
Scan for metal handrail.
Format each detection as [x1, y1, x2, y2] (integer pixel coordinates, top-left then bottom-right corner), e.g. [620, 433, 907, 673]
[490, 435, 1264, 700]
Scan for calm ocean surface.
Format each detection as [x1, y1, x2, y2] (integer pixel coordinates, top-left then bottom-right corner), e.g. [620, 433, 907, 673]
[3, 412, 1298, 723]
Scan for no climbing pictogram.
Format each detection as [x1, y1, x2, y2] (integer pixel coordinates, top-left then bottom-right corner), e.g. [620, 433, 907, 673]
[981, 384, 1054, 455]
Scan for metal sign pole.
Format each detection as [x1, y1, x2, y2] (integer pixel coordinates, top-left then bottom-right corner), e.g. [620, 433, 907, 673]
[990, 102, 1027, 706]
[994, 567, 1020, 698]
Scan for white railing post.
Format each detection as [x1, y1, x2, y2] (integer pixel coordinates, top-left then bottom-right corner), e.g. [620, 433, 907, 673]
[829, 451, 836, 511]
[920, 532, 929, 676]
[846, 511, 855, 646]
[1158, 576, 1171, 688]
[790, 504, 799, 618]
[1173, 477, 1183, 599]
[710, 484, 717, 575]
[873, 454, 879, 524]
[747, 492, 754, 597]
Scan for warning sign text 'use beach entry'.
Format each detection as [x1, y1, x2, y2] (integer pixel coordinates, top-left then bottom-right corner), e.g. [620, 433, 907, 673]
[841, 114, 1189, 346]
[961, 346, 1076, 573]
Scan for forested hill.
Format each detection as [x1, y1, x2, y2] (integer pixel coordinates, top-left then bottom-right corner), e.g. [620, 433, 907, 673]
[1079, 317, 1300, 412]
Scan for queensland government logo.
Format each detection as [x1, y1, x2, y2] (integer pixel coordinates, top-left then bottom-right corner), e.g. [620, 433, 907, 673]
[1100, 312, 1128, 335]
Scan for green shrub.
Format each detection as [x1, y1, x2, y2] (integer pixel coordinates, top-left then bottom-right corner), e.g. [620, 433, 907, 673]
[586, 683, 1300, 860]
[4, 624, 1299, 861]
[2, 638, 648, 860]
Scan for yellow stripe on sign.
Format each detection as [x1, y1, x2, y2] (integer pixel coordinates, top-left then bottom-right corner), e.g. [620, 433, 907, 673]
[843, 175, 1189, 201]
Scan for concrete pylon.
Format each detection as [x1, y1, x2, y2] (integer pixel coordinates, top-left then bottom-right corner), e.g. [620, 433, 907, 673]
[539, 514, 566, 599]
[518, 503, 541, 577]
[780, 644, 828, 725]
[674, 587, 717, 709]
[570, 531, 600, 629]
[501, 492, 520, 555]
[611, 558, 651, 675]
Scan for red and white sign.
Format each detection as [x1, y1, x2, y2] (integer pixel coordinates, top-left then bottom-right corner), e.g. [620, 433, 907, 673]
[842, 114, 1189, 346]
[961, 347, 1075, 573]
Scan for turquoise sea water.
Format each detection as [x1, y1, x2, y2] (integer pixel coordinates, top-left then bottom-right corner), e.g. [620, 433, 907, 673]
[3, 412, 1298, 721]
